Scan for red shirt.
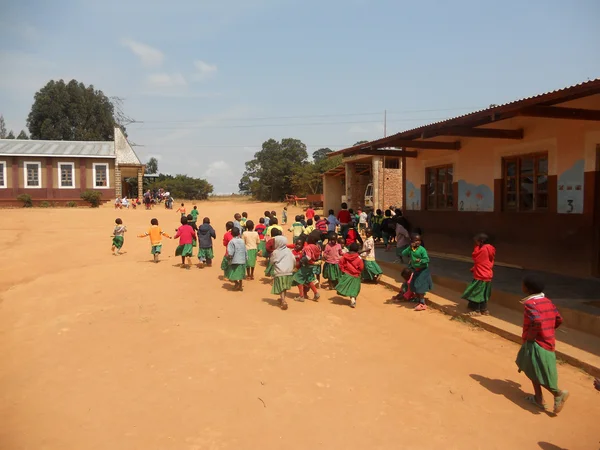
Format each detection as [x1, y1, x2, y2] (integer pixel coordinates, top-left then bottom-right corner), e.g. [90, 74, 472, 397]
[471, 244, 496, 282]
[337, 209, 351, 224]
[255, 224, 266, 240]
[223, 231, 233, 255]
[339, 252, 364, 277]
[346, 228, 359, 247]
[174, 224, 195, 245]
[315, 218, 328, 232]
[303, 243, 321, 264]
[305, 208, 315, 220]
[521, 294, 563, 351]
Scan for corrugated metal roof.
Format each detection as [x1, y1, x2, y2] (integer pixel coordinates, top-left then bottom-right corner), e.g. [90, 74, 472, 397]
[0, 139, 115, 158]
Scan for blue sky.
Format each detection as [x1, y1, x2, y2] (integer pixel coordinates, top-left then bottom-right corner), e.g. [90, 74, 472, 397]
[1, 0, 599, 193]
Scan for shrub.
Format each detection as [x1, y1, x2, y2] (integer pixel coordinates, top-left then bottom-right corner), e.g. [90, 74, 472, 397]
[16, 194, 33, 208]
[66, 201, 77, 208]
[80, 190, 103, 207]
[40, 201, 51, 208]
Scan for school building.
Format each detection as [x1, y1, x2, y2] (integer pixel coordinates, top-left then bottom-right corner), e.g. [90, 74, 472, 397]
[0, 127, 144, 206]
[328, 79, 600, 277]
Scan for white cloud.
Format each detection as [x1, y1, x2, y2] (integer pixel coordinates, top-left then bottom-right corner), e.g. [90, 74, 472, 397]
[146, 73, 187, 88]
[193, 60, 217, 81]
[203, 160, 233, 178]
[121, 38, 164, 67]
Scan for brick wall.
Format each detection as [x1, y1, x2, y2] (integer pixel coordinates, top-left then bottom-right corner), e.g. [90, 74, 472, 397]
[381, 158, 403, 210]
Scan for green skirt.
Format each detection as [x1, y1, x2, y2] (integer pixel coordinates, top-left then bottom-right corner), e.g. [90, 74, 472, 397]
[323, 262, 342, 281]
[221, 255, 229, 271]
[462, 280, 492, 303]
[198, 247, 214, 260]
[228, 264, 246, 281]
[112, 236, 124, 249]
[411, 267, 433, 294]
[312, 263, 322, 276]
[151, 244, 162, 255]
[293, 265, 316, 285]
[516, 341, 558, 391]
[271, 275, 293, 294]
[175, 244, 193, 257]
[372, 223, 382, 238]
[246, 249, 258, 268]
[336, 272, 361, 298]
[258, 240, 267, 257]
[265, 262, 275, 277]
[362, 260, 383, 281]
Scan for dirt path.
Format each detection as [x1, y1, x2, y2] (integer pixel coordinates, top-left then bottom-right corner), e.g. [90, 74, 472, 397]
[0, 201, 597, 449]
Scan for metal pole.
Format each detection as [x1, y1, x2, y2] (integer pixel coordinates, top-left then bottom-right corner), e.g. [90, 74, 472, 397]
[384, 110, 387, 137]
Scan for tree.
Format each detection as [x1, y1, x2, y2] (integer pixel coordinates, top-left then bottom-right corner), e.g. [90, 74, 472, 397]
[17, 130, 29, 140]
[291, 154, 342, 196]
[27, 79, 122, 141]
[6, 130, 15, 139]
[0, 115, 6, 138]
[354, 140, 369, 146]
[312, 147, 332, 163]
[147, 174, 213, 200]
[146, 157, 158, 174]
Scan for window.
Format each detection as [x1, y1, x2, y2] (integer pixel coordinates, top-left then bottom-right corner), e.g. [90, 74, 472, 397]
[58, 162, 75, 188]
[93, 163, 110, 188]
[0, 161, 6, 188]
[384, 158, 400, 169]
[426, 165, 454, 210]
[24, 162, 42, 188]
[503, 153, 548, 211]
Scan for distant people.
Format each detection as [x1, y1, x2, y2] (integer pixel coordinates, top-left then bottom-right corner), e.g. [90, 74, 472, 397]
[282, 206, 288, 225]
[114, 197, 122, 209]
[358, 208, 368, 234]
[121, 197, 129, 209]
[461, 233, 496, 316]
[305, 206, 315, 221]
[327, 209, 339, 233]
[176, 203, 186, 217]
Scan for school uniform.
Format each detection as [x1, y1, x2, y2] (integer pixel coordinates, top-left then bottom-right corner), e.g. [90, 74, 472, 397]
[336, 252, 364, 299]
[197, 223, 216, 262]
[401, 245, 433, 300]
[361, 237, 383, 281]
[226, 237, 248, 281]
[174, 224, 195, 257]
[461, 244, 496, 312]
[243, 231, 260, 268]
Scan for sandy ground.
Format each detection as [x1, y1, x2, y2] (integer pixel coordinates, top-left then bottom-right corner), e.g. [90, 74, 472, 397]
[0, 200, 598, 450]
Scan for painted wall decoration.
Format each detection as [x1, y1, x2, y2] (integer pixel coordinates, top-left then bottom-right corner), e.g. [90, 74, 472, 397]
[405, 181, 421, 210]
[557, 159, 584, 214]
[457, 180, 494, 212]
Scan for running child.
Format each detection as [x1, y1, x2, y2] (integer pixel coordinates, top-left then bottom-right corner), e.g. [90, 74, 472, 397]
[282, 206, 288, 225]
[233, 213, 243, 235]
[190, 205, 199, 225]
[515, 275, 569, 414]
[176, 203, 186, 217]
[243, 220, 260, 280]
[111, 218, 127, 255]
[197, 217, 216, 268]
[221, 221, 234, 278]
[263, 211, 271, 227]
[371, 209, 384, 242]
[358, 209, 368, 235]
[226, 227, 248, 291]
[269, 234, 295, 310]
[292, 233, 321, 301]
[360, 228, 383, 282]
[138, 218, 171, 263]
[240, 212, 248, 231]
[174, 216, 195, 269]
[336, 242, 364, 308]
[256, 218, 267, 257]
[345, 223, 363, 248]
[323, 232, 343, 289]
[462, 233, 496, 316]
[401, 233, 433, 311]
[381, 210, 393, 251]
[315, 215, 328, 233]
[289, 215, 304, 239]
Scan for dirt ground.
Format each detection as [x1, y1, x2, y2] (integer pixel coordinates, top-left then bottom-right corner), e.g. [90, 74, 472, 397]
[0, 200, 598, 450]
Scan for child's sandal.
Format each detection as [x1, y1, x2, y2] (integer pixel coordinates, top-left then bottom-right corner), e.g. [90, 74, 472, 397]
[525, 395, 547, 410]
[553, 390, 569, 414]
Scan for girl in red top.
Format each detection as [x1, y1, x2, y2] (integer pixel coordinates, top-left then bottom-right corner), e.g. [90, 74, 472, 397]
[336, 242, 364, 308]
[292, 234, 321, 301]
[221, 221, 234, 277]
[337, 202, 351, 239]
[345, 225, 363, 248]
[255, 217, 267, 257]
[461, 233, 496, 316]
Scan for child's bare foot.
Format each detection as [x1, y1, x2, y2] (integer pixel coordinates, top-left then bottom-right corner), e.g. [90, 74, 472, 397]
[313, 293, 320, 302]
[350, 297, 356, 308]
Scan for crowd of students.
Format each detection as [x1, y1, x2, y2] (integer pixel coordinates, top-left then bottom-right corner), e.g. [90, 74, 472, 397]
[109, 201, 576, 415]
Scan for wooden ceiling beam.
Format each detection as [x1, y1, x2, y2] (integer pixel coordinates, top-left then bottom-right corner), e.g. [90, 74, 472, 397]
[377, 139, 461, 150]
[518, 106, 600, 121]
[344, 149, 419, 158]
[422, 126, 524, 140]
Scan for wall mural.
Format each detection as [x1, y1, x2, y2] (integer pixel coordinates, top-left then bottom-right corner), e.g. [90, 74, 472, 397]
[457, 180, 494, 212]
[405, 181, 421, 210]
[557, 159, 584, 214]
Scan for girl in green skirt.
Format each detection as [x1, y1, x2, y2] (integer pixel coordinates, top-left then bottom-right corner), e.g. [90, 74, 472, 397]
[516, 275, 569, 414]
[292, 233, 321, 301]
[174, 216, 196, 269]
[226, 227, 247, 291]
[243, 220, 260, 280]
[461, 233, 496, 316]
[221, 221, 234, 278]
[401, 233, 433, 311]
[111, 218, 127, 255]
[360, 229, 383, 282]
[256, 218, 268, 257]
[336, 243, 364, 308]
[270, 235, 295, 310]
[322, 232, 343, 289]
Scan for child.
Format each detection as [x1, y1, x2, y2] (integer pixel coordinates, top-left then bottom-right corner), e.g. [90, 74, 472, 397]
[233, 213, 243, 235]
[265, 228, 283, 277]
[358, 209, 368, 235]
[289, 215, 304, 239]
[300, 214, 307, 227]
[401, 233, 433, 311]
[371, 209, 384, 242]
[303, 218, 315, 235]
[243, 220, 260, 280]
[256, 218, 267, 257]
[348, 209, 358, 227]
[338, 236, 348, 253]
[336, 242, 364, 308]
[269, 235, 295, 310]
[337, 203, 351, 238]
[138, 218, 171, 263]
[515, 275, 569, 414]
[240, 212, 248, 231]
[305, 206, 315, 221]
[292, 233, 321, 301]
[327, 209, 339, 233]
[176, 203, 186, 217]
[394, 268, 415, 302]
[187, 214, 198, 258]
[282, 206, 288, 225]
[323, 232, 343, 289]
[263, 211, 271, 227]
[221, 221, 234, 278]
[197, 217, 216, 268]
[360, 229, 383, 282]
[265, 217, 283, 248]
[315, 215, 328, 233]
[462, 233, 496, 316]
[111, 218, 127, 255]
[345, 224, 363, 248]
[174, 216, 195, 269]
[226, 228, 248, 291]
[381, 210, 393, 251]
[190, 205, 199, 225]
[395, 219, 410, 263]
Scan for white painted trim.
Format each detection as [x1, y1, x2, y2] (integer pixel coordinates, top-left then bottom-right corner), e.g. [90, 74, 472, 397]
[57, 162, 76, 189]
[0, 160, 6, 188]
[23, 161, 42, 189]
[0, 153, 115, 159]
[92, 162, 110, 189]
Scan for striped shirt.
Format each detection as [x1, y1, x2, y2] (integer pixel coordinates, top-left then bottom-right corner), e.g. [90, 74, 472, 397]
[521, 293, 563, 352]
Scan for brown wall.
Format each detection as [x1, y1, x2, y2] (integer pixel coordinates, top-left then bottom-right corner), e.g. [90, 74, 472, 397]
[382, 159, 403, 209]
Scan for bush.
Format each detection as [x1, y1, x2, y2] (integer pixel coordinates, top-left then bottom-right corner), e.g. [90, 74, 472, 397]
[40, 201, 51, 208]
[80, 190, 103, 207]
[16, 194, 33, 208]
[66, 201, 77, 208]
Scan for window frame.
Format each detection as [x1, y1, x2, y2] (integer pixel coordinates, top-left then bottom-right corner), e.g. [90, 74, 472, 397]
[384, 158, 400, 169]
[0, 160, 6, 188]
[425, 164, 454, 211]
[92, 163, 110, 189]
[23, 161, 42, 189]
[502, 152, 548, 212]
[58, 162, 76, 189]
